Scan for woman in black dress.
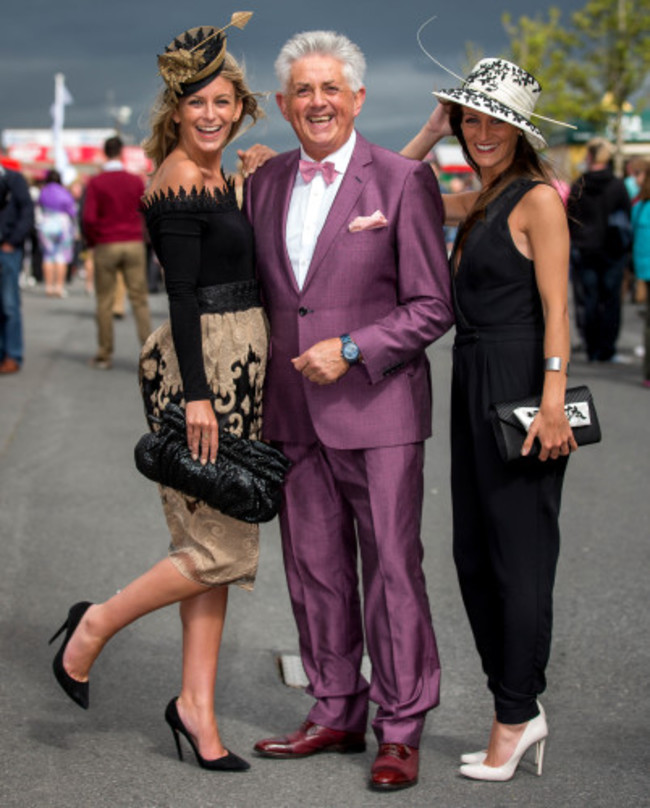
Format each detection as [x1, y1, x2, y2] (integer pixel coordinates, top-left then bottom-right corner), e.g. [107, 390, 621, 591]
[49, 15, 266, 771]
[403, 59, 576, 781]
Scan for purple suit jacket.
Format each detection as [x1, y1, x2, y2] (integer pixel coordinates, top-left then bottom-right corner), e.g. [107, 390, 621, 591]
[245, 133, 454, 449]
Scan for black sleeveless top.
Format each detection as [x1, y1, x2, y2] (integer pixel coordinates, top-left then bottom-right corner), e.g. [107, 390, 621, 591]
[142, 181, 255, 401]
[453, 178, 544, 331]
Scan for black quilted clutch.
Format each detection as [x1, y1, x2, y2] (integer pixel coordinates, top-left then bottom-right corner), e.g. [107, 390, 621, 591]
[489, 385, 602, 462]
[134, 403, 291, 523]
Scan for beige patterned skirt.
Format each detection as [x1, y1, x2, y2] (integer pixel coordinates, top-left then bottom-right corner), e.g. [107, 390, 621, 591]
[139, 293, 268, 590]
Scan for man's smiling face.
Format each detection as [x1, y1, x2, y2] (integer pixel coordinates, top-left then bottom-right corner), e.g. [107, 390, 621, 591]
[276, 54, 366, 162]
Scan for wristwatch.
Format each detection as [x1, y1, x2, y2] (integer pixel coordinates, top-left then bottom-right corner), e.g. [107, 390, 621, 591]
[340, 333, 361, 365]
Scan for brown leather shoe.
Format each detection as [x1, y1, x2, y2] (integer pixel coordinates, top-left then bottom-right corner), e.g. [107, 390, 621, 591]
[369, 743, 419, 791]
[254, 721, 366, 758]
[0, 357, 20, 374]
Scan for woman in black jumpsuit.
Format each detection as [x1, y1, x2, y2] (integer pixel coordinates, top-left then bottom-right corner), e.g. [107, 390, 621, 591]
[403, 59, 576, 781]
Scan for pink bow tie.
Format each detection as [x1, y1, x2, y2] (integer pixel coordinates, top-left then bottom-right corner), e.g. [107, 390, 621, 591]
[299, 159, 338, 185]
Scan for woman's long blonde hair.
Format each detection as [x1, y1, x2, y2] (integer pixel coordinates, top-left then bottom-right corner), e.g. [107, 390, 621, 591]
[142, 52, 263, 169]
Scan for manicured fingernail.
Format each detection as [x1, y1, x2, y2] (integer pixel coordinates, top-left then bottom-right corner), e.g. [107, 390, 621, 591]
[192, 453, 198, 461]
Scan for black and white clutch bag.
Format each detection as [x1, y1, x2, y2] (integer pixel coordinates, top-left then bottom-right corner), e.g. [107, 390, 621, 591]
[489, 385, 602, 462]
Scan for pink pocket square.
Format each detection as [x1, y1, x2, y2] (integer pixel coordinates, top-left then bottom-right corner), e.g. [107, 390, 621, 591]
[348, 210, 389, 232]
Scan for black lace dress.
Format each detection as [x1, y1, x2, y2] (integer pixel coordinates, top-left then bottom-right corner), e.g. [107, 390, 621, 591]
[139, 182, 269, 590]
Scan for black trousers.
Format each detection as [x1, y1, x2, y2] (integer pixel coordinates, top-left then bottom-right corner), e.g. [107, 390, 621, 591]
[451, 327, 567, 724]
[571, 248, 625, 361]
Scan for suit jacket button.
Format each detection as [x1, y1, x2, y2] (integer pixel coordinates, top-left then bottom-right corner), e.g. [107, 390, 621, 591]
[298, 307, 308, 316]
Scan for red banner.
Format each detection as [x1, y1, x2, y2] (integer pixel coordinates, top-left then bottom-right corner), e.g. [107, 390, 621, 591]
[5, 143, 151, 175]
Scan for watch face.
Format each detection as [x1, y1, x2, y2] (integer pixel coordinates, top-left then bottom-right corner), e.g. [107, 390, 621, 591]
[342, 341, 360, 362]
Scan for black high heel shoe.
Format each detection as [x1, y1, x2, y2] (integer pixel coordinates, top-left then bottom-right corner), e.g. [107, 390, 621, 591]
[164, 698, 250, 771]
[49, 601, 93, 709]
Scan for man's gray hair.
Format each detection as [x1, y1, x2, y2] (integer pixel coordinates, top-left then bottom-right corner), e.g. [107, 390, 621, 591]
[275, 30, 366, 92]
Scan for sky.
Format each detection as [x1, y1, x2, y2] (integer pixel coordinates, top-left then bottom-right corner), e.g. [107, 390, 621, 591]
[1, 0, 588, 168]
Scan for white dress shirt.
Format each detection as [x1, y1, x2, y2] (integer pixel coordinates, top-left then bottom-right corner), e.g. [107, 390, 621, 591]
[285, 131, 356, 290]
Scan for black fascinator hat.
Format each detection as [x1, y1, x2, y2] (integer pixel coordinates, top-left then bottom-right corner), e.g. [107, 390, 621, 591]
[158, 12, 252, 99]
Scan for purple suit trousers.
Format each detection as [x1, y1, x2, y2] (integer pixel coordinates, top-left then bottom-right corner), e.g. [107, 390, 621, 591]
[279, 441, 440, 746]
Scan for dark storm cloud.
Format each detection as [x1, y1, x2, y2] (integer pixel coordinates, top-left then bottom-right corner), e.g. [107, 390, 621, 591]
[2, 0, 585, 160]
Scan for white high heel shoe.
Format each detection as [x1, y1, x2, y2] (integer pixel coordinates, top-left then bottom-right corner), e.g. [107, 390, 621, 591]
[461, 740, 545, 767]
[460, 703, 546, 766]
[460, 746, 539, 765]
[459, 708, 548, 781]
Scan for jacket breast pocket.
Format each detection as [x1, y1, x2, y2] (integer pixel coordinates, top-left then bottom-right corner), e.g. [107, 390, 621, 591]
[345, 227, 391, 256]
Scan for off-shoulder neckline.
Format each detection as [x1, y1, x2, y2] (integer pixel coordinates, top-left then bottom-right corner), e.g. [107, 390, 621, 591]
[142, 177, 235, 211]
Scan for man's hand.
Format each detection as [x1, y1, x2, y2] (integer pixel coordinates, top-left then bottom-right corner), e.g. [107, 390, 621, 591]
[237, 144, 278, 178]
[291, 338, 350, 385]
[1, 242, 15, 253]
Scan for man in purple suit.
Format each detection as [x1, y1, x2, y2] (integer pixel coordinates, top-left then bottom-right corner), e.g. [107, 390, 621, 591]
[244, 30, 453, 791]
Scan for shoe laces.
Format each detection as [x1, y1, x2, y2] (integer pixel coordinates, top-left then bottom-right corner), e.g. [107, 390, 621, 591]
[381, 743, 409, 759]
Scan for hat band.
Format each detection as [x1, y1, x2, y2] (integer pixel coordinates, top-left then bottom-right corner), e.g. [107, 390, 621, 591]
[179, 42, 227, 95]
[466, 85, 576, 129]
[464, 82, 536, 122]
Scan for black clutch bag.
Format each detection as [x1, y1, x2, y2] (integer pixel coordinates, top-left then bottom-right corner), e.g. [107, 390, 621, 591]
[489, 384, 602, 462]
[134, 403, 291, 523]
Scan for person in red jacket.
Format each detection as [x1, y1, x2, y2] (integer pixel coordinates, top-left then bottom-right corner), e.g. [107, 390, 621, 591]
[82, 136, 152, 369]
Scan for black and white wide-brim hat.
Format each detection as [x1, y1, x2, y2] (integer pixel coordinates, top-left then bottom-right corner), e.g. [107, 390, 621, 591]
[433, 58, 547, 150]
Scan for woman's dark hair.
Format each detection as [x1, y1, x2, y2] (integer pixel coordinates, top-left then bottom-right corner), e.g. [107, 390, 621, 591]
[45, 169, 62, 185]
[637, 160, 650, 202]
[449, 103, 552, 253]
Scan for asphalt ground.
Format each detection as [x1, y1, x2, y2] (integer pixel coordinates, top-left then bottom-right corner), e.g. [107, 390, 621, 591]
[1, 278, 649, 808]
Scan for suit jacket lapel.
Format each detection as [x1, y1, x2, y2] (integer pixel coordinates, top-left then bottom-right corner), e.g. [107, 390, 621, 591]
[268, 150, 301, 294]
[301, 134, 372, 293]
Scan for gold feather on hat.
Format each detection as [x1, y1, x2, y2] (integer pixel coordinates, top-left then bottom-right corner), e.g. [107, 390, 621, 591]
[196, 11, 253, 48]
[158, 48, 206, 96]
[228, 11, 253, 30]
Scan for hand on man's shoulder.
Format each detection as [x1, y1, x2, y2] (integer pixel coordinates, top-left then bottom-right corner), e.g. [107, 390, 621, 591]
[237, 144, 279, 179]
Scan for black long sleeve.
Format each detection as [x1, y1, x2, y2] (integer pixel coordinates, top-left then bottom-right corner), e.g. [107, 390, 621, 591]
[157, 214, 211, 401]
